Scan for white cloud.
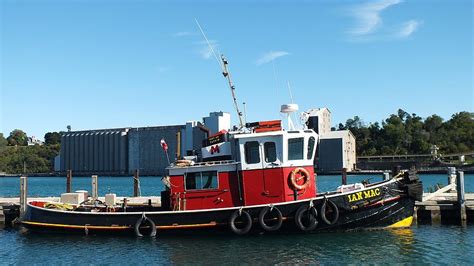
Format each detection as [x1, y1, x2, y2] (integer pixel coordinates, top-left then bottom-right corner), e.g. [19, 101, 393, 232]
[256, 51, 290, 65]
[396, 20, 422, 38]
[173, 31, 193, 37]
[349, 0, 402, 35]
[197, 40, 219, 60]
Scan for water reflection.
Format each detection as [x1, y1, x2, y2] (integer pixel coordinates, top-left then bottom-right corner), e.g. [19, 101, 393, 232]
[1, 225, 473, 264]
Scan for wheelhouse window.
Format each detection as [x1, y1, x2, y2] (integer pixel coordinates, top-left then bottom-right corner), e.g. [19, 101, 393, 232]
[264, 142, 277, 163]
[288, 138, 304, 160]
[244, 141, 260, 164]
[307, 136, 316, 160]
[185, 171, 218, 190]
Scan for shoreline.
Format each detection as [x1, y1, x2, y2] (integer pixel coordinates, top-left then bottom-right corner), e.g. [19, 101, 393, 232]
[1, 168, 473, 178]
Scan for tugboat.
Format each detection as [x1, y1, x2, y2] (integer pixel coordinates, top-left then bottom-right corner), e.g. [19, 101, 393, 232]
[20, 56, 422, 236]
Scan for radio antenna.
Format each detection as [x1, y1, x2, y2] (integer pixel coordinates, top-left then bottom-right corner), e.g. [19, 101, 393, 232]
[194, 19, 244, 129]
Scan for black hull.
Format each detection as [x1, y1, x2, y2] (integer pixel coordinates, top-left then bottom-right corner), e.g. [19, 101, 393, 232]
[21, 178, 420, 236]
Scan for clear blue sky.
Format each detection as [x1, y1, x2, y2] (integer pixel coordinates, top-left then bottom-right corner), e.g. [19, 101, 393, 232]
[1, 0, 472, 139]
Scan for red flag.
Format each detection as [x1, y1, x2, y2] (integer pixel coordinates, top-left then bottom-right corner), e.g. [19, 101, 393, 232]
[160, 139, 168, 152]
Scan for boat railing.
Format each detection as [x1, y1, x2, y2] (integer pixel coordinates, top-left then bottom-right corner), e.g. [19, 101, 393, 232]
[169, 160, 238, 169]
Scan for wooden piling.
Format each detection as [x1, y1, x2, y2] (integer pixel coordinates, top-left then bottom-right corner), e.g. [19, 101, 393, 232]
[457, 171, 467, 227]
[341, 168, 347, 185]
[92, 175, 98, 200]
[20, 176, 27, 217]
[0, 205, 5, 227]
[448, 167, 457, 191]
[134, 169, 140, 197]
[66, 170, 72, 193]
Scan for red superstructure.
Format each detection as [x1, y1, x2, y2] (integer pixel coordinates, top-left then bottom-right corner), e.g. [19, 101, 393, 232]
[166, 121, 318, 211]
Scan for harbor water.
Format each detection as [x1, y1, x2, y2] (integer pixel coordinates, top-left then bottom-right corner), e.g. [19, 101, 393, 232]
[1, 174, 473, 264]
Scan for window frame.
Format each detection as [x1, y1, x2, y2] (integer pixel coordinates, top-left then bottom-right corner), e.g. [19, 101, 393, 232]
[244, 141, 261, 164]
[307, 136, 316, 160]
[184, 171, 219, 191]
[287, 137, 304, 161]
[263, 141, 277, 163]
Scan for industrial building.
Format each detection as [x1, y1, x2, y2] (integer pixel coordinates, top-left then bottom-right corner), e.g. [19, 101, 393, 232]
[318, 130, 357, 172]
[305, 108, 332, 135]
[58, 112, 230, 175]
[306, 108, 357, 172]
[58, 108, 357, 175]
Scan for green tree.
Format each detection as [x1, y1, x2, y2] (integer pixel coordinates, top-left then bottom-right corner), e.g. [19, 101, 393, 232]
[44, 132, 62, 145]
[7, 129, 28, 146]
[0, 133, 7, 148]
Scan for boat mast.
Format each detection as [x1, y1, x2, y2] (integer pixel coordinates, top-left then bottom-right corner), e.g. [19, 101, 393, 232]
[195, 19, 244, 129]
[221, 55, 244, 128]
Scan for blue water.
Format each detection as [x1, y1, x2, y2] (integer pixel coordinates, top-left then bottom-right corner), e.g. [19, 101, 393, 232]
[0, 226, 472, 264]
[0, 174, 472, 197]
[1, 174, 473, 264]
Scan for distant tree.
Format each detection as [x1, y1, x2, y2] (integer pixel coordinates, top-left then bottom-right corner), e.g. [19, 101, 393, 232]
[67, 125, 71, 132]
[44, 132, 61, 145]
[0, 133, 7, 148]
[7, 129, 28, 146]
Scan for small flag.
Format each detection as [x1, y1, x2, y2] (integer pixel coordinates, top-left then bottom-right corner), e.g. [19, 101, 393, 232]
[160, 139, 168, 152]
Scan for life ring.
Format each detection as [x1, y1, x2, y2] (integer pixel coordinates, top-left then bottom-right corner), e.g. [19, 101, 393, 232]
[320, 198, 339, 225]
[134, 214, 157, 237]
[258, 206, 283, 232]
[229, 209, 252, 235]
[289, 167, 310, 190]
[294, 205, 318, 232]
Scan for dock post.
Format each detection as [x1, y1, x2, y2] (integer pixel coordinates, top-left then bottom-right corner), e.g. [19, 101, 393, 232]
[66, 169, 72, 193]
[0, 205, 4, 228]
[133, 169, 140, 197]
[448, 167, 457, 191]
[92, 175, 98, 200]
[20, 176, 28, 217]
[456, 171, 466, 227]
[383, 172, 390, 181]
[341, 168, 347, 185]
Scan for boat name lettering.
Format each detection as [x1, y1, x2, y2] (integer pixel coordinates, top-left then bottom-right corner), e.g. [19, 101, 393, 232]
[347, 188, 380, 203]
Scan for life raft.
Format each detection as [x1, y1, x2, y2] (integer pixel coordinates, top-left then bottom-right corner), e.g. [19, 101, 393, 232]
[289, 167, 311, 190]
[174, 160, 192, 167]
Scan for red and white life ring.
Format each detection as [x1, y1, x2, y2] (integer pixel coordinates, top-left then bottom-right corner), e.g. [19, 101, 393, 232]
[289, 167, 311, 190]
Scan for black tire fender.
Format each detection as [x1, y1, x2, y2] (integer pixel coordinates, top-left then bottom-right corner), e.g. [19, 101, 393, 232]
[258, 206, 283, 232]
[134, 214, 157, 237]
[295, 205, 318, 232]
[229, 209, 252, 235]
[320, 199, 339, 225]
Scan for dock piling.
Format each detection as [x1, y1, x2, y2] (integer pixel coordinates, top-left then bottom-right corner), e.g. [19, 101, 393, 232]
[448, 167, 457, 191]
[457, 171, 467, 226]
[134, 169, 140, 197]
[92, 175, 98, 200]
[20, 176, 28, 217]
[341, 168, 347, 185]
[0, 205, 5, 228]
[66, 170, 72, 193]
